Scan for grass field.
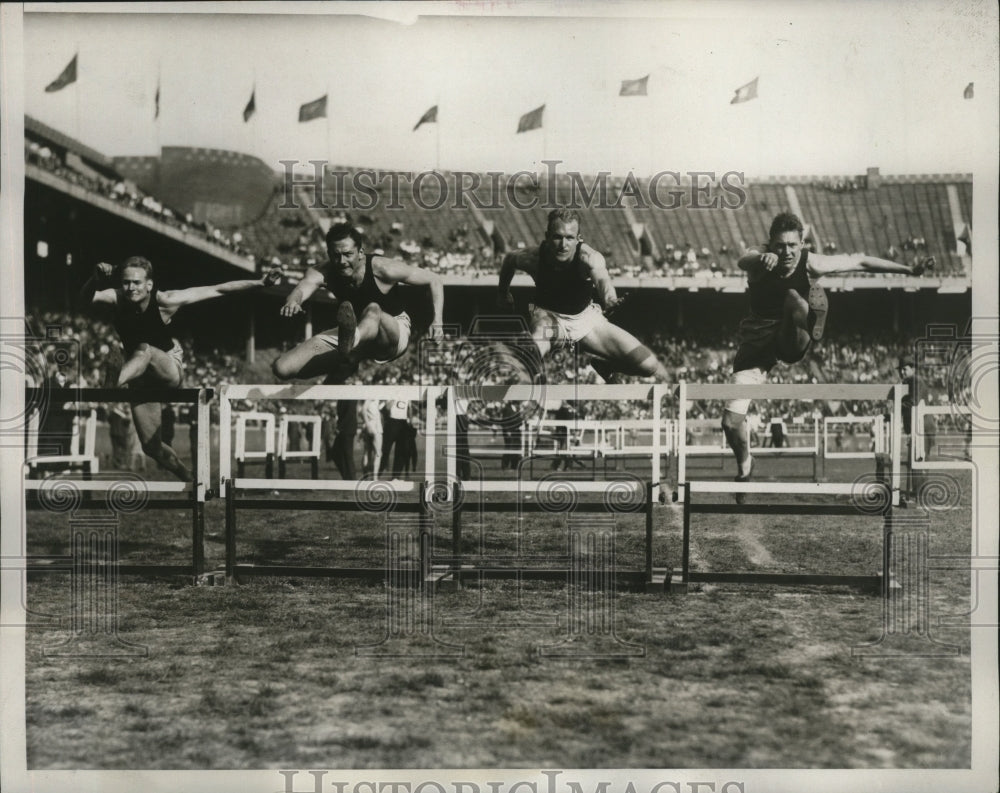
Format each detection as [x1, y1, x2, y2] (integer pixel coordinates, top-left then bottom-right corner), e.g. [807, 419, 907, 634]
[22, 427, 975, 770]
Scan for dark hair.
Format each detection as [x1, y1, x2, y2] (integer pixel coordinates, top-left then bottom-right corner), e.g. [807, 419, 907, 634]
[546, 208, 582, 234]
[121, 256, 153, 278]
[325, 222, 365, 251]
[898, 356, 915, 369]
[768, 212, 804, 241]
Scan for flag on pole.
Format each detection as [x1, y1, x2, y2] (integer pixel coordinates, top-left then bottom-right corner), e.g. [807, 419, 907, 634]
[154, 82, 160, 120]
[45, 54, 77, 92]
[963, 82, 974, 99]
[413, 105, 438, 131]
[517, 104, 545, 133]
[243, 89, 256, 122]
[730, 77, 759, 104]
[299, 94, 327, 122]
[619, 75, 649, 96]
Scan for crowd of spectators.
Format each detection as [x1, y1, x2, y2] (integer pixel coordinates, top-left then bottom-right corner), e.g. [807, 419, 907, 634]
[26, 141, 253, 259]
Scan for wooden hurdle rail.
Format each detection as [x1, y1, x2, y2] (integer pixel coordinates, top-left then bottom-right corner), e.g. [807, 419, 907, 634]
[23, 387, 213, 577]
[276, 413, 322, 479]
[672, 381, 907, 596]
[234, 411, 276, 479]
[25, 403, 100, 477]
[218, 384, 440, 583]
[440, 383, 669, 592]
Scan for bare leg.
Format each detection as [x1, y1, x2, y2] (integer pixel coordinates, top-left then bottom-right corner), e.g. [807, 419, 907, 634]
[351, 303, 402, 361]
[130, 401, 191, 481]
[775, 290, 812, 364]
[579, 320, 669, 379]
[722, 409, 752, 477]
[272, 336, 351, 381]
[118, 344, 182, 387]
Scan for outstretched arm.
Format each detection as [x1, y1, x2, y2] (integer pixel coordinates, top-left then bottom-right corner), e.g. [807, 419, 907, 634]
[373, 257, 445, 337]
[161, 269, 281, 309]
[808, 252, 934, 278]
[79, 262, 118, 308]
[280, 267, 324, 317]
[497, 250, 535, 308]
[581, 247, 620, 311]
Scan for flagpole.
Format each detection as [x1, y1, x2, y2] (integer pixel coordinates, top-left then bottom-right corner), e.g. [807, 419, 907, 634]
[154, 59, 161, 156]
[435, 95, 441, 172]
[325, 83, 331, 174]
[74, 45, 80, 140]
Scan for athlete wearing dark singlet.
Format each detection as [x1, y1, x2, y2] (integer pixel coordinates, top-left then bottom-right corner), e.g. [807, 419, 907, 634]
[534, 241, 593, 315]
[733, 248, 811, 373]
[324, 254, 407, 318]
[112, 286, 175, 355]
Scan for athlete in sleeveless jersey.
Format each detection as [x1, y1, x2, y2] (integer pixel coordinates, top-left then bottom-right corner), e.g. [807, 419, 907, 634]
[721, 212, 935, 500]
[84, 256, 279, 480]
[497, 208, 669, 382]
[272, 222, 443, 384]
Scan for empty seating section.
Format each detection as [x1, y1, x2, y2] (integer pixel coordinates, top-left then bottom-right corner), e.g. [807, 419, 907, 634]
[212, 163, 969, 280]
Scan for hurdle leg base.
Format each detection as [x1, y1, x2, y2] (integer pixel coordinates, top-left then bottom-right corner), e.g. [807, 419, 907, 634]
[426, 564, 459, 592]
[195, 570, 231, 587]
[645, 567, 669, 593]
[668, 569, 689, 594]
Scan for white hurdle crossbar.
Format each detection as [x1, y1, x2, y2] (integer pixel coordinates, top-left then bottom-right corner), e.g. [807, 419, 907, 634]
[219, 384, 439, 497]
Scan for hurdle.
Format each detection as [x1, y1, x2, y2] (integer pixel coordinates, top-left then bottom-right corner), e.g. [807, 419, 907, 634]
[438, 383, 669, 591]
[218, 384, 440, 583]
[911, 404, 973, 470]
[276, 413, 322, 479]
[25, 404, 100, 477]
[823, 415, 887, 460]
[234, 411, 275, 478]
[24, 387, 213, 577]
[672, 381, 906, 596]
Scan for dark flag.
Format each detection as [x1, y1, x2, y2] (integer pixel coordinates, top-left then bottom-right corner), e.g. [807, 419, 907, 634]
[963, 82, 974, 99]
[730, 77, 759, 104]
[517, 104, 545, 133]
[620, 75, 649, 96]
[413, 105, 438, 131]
[45, 54, 77, 92]
[299, 94, 327, 122]
[243, 89, 256, 122]
[154, 82, 160, 120]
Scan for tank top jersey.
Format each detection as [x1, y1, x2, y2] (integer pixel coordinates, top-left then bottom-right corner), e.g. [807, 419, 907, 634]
[112, 288, 174, 355]
[324, 254, 407, 318]
[534, 242, 594, 315]
[748, 249, 811, 319]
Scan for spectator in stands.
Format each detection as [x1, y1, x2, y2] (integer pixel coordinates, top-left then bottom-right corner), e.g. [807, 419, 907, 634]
[379, 399, 411, 479]
[272, 223, 444, 384]
[361, 399, 383, 478]
[720, 211, 935, 502]
[331, 399, 358, 479]
[80, 256, 280, 480]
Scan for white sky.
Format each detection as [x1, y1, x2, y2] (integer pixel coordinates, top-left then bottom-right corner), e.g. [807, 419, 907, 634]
[20, 1, 999, 178]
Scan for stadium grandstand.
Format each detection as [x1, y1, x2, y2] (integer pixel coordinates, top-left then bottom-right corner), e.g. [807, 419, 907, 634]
[23, 113, 974, 438]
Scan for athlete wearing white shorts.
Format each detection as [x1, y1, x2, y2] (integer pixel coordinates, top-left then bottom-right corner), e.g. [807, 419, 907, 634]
[498, 208, 669, 382]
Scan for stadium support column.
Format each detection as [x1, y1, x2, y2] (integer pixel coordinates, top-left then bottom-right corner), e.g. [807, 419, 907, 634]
[305, 305, 313, 340]
[246, 309, 256, 364]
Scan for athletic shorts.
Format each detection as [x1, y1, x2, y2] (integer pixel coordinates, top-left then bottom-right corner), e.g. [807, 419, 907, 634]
[167, 339, 184, 373]
[724, 366, 768, 415]
[530, 302, 604, 344]
[315, 311, 412, 364]
[732, 311, 813, 373]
